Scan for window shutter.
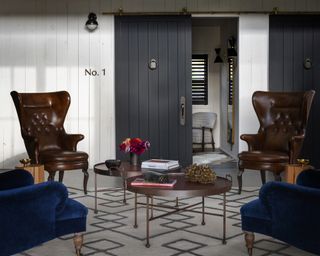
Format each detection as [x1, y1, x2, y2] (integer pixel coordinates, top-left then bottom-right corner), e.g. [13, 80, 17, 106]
[192, 54, 208, 105]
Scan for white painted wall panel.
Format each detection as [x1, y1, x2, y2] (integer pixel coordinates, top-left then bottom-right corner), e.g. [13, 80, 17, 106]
[99, 16, 115, 161]
[0, 0, 115, 170]
[238, 14, 269, 153]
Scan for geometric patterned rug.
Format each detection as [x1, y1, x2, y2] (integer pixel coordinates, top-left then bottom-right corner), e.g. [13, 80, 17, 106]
[18, 187, 316, 256]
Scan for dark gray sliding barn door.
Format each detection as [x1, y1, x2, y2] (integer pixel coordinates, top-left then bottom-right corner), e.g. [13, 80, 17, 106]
[269, 15, 320, 167]
[115, 16, 192, 167]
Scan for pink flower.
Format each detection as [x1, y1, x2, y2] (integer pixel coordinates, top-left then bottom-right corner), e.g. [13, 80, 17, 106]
[119, 137, 150, 155]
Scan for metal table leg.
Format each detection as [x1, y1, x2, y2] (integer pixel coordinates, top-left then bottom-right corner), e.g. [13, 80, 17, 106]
[146, 196, 150, 248]
[151, 196, 154, 218]
[94, 172, 98, 214]
[223, 192, 227, 244]
[123, 177, 127, 204]
[201, 196, 205, 225]
[134, 193, 138, 228]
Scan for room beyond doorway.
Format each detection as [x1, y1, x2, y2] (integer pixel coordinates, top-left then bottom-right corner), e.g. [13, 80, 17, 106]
[191, 17, 239, 159]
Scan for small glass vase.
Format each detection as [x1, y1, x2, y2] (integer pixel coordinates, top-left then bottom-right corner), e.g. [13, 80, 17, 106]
[130, 153, 140, 166]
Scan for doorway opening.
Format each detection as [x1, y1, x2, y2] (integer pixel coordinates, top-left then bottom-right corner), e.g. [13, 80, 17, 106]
[191, 17, 239, 167]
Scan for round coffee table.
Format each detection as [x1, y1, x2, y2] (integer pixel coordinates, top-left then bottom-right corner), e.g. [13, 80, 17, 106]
[93, 162, 142, 213]
[127, 174, 232, 248]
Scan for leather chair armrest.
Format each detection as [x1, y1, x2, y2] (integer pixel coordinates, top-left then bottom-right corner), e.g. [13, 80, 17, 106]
[289, 135, 305, 163]
[240, 133, 263, 151]
[60, 134, 84, 151]
[22, 134, 40, 164]
[0, 170, 34, 191]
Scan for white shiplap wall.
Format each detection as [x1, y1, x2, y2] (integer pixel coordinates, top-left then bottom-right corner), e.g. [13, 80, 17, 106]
[238, 14, 269, 152]
[0, 0, 115, 168]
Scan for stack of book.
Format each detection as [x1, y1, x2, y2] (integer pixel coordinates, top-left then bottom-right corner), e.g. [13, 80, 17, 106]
[141, 159, 179, 170]
[131, 177, 177, 187]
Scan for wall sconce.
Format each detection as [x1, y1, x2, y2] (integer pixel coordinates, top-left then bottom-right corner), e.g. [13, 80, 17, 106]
[227, 36, 237, 57]
[214, 48, 223, 63]
[86, 13, 98, 31]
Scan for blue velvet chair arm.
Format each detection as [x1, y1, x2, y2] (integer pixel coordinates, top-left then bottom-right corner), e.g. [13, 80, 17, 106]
[0, 181, 69, 255]
[0, 169, 34, 191]
[296, 169, 320, 189]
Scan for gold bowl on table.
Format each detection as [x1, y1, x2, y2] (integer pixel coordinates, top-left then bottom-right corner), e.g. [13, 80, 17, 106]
[19, 158, 31, 167]
[297, 159, 310, 165]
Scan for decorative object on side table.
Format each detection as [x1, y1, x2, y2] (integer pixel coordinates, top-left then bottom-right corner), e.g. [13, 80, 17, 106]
[185, 164, 217, 184]
[105, 159, 121, 169]
[19, 158, 31, 167]
[119, 137, 150, 166]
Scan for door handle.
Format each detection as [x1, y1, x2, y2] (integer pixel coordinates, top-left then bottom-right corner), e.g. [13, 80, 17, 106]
[180, 96, 186, 126]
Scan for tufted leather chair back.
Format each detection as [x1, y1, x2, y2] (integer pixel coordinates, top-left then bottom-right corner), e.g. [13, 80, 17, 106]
[252, 91, 315, 153]
[11, 91, 70, 154]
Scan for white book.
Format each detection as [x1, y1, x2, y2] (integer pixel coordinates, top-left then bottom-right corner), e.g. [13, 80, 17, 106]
[141, 159, 179, 170]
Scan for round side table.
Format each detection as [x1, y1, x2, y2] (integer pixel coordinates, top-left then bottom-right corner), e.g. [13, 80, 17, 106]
[93, 162, 142, 213]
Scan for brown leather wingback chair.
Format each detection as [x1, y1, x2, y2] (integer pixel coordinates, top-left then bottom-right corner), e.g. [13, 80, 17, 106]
[11, 91, 89, 194]
[238, 90, 315, 194]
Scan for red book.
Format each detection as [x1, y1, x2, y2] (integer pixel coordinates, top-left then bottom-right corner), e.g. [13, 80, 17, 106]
[131, 178, 177, 187]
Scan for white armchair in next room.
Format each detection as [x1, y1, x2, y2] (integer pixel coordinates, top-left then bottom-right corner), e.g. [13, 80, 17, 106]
[192, 112, 217, 152]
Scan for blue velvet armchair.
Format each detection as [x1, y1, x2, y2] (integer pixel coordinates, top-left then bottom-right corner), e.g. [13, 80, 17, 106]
[241, 169, 320, 255]
[0, 169, 88, 256]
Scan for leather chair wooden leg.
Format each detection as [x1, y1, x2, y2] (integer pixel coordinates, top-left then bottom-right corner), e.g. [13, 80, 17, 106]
[244, 232, 254, 256]
[48, 171, 56, 181]
[238, 169, 244, 194]
[73, 233, 83, 256]
[82, 169, 89, 194]
[260, 170, 266, 185]
[59, 171, 64, 182]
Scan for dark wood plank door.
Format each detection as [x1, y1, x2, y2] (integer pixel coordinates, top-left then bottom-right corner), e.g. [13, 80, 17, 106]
[115, 16, 192, 167]
[269, 15, 320, 167]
